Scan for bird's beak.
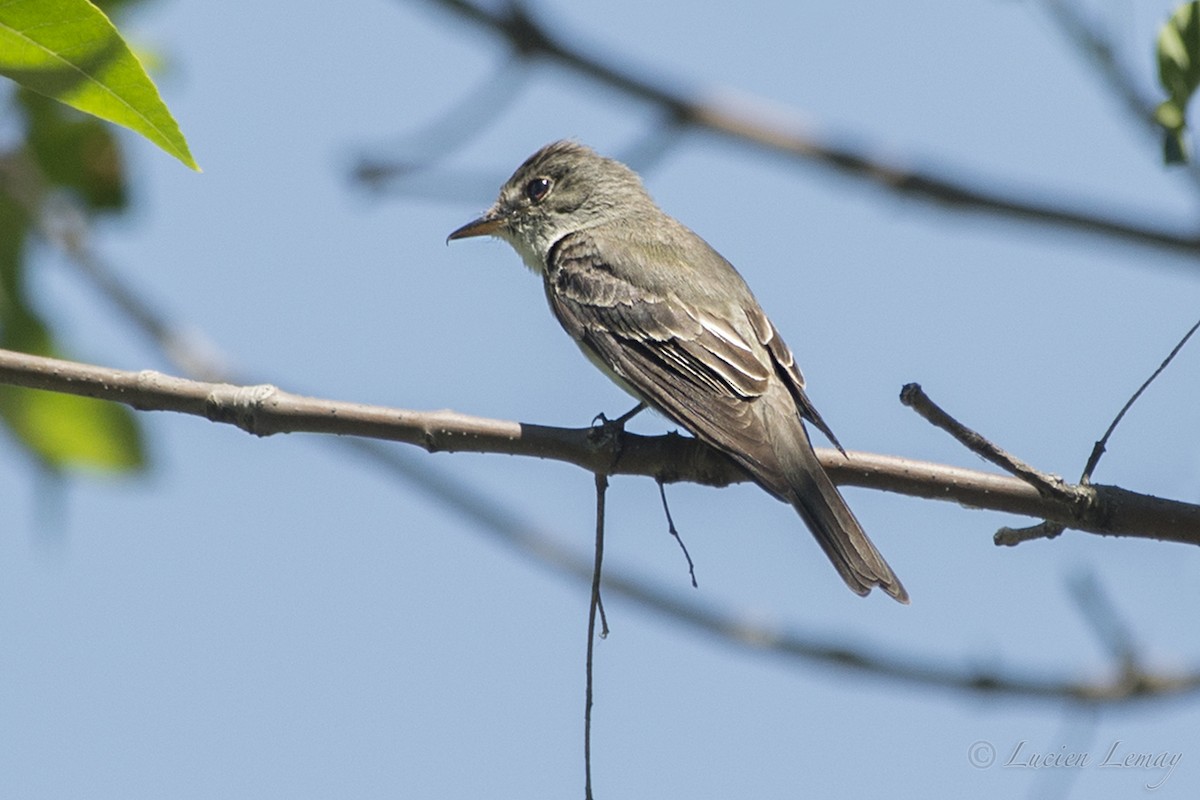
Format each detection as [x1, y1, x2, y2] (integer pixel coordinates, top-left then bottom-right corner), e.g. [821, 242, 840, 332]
[447, 212, 505, 243]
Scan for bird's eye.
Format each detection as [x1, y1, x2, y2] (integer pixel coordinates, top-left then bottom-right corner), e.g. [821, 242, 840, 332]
[525, 177, 552, 203]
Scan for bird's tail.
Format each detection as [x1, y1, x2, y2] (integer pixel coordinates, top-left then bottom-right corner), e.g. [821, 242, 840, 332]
[787, 453, 908, 603]
[763, 422, 908, 603]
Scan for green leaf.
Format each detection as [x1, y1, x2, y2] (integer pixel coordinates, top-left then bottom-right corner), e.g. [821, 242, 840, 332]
[0, 192, 146, 473]
[0, 313, 147, 473]
[0, 190, 34, 329]
[0, 0, 198, 170]
[1156, 1, 1200, 164]
[0, 383, 146, 472]
[0, 315, 147, 473]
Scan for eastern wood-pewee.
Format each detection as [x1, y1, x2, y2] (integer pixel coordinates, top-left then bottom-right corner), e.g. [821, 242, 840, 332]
[449, 140, 907, 603]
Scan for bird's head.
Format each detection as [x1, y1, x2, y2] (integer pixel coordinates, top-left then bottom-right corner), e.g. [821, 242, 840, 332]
[447, 140, 652, 273]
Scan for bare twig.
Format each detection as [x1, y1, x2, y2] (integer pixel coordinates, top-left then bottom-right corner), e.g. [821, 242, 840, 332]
[657, 479, 697, 588]
[584, 472, 608, 800]
[402, 0, 1200, 257]
[900, 383, 1078, 504]
[1080, 317, 1200, 483]
[895, 381, 1200, 546]
[995, 520, 1066, 547]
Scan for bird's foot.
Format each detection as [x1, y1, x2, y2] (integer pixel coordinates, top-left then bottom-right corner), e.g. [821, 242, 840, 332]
[589, 402, 645, 441]
[587, 402, 646, 468]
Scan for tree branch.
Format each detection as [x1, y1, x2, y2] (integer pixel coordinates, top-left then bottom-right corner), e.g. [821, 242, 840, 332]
[607, 562, 1200, 703]
[39, 228, 1200, 708]
[396, 0, 1200, 258]
[3, 346, 1199, 546]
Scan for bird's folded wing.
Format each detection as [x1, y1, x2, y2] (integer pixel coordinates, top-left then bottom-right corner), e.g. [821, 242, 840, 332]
[744, 307, 843, 453]
[547, 234, 786, 476]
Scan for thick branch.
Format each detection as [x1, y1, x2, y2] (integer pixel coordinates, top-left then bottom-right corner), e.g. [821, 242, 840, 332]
[2, 347, 1199, 546]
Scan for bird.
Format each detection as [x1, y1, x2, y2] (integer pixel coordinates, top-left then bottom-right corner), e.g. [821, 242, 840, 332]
[448, 140, 907, 603]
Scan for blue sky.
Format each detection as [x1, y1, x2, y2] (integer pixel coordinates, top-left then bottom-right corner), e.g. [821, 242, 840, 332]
[3, 1, 1200, 797]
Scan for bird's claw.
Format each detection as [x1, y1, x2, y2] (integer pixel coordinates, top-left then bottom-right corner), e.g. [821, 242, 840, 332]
[588, 402, 645, 446]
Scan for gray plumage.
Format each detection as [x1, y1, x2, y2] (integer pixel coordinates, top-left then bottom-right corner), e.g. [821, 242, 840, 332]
[449, 140, 907, 603]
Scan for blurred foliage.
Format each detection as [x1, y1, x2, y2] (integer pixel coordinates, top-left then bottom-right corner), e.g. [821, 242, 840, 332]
[20, 89, 128, 210]
[0, 0, 197, 169]
[1156, 1, 1200, 163]
[0, 2, 152, 473]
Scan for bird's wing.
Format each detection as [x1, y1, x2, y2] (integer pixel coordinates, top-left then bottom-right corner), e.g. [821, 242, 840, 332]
[545, 230, 905, 602]
[545, 231, 788, 481]
[743, 307, 844, 453]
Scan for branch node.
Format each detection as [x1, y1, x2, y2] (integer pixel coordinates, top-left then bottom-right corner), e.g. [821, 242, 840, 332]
[205, 383, 278, 435]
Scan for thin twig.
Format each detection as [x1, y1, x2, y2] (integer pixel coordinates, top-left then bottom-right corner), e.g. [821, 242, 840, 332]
[657, 479, 697, 588]
[900, 383, 1077, 504]
[585, 472, 609, 800]
[995, 520, 1066, 547]
[1080, 317, 1200, 483]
